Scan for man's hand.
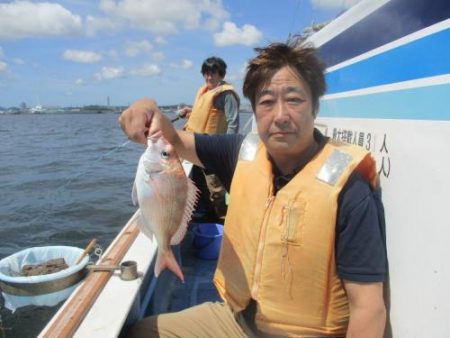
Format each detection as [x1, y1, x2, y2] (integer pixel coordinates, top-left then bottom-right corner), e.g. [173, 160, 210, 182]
[118, 97, 178, 145]
[177, 107, 192, 119]
[118, 97, 202, 167]
[118, 98, 156, 145]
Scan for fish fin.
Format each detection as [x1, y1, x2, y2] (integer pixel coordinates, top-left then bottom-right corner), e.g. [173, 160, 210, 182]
[132, 181, 138, 206]
[170, 177, 200, 245]
[154, 249, 184, 282]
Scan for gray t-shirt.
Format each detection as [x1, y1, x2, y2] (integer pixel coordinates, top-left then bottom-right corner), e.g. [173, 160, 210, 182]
[214, 91, 239, 134]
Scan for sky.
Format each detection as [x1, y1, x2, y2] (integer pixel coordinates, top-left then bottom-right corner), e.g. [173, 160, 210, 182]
[0, 0, 360, 108]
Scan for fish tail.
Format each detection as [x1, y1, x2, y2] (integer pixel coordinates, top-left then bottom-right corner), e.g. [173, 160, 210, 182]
[154, 249, 185, 283]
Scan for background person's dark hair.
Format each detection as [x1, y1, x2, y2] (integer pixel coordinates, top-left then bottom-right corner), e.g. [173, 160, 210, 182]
[243, 41, 326, 116]
[201, 57, 227, 77]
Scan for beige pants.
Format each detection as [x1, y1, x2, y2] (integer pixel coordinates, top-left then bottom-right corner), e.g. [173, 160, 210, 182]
[126, 302, 256, 338]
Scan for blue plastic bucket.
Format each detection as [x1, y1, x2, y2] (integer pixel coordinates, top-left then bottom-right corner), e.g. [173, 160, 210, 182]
[192, 223, 224, 260]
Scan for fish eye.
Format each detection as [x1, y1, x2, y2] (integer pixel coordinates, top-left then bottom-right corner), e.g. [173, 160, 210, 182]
[161, 151, 169, 159]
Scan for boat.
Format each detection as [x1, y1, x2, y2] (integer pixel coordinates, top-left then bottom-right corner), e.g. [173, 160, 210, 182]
[310, 0, 450, 337]
[39, 0, 450, 336]
[29, 105, 45, 114]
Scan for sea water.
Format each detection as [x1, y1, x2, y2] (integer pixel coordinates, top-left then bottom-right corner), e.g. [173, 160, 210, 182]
[0, 112, 145, 336]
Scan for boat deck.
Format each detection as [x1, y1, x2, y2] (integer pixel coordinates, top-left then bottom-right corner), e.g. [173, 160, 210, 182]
[145, 225, 221, 317]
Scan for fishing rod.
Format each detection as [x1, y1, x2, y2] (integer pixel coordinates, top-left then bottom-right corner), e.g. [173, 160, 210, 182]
[170, 108, 188, 123]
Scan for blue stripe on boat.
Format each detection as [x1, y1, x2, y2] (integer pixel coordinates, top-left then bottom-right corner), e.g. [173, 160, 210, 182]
[318, 0, 450, 67]
[320, 83, 450, 121]
[325, 28, 450, 94]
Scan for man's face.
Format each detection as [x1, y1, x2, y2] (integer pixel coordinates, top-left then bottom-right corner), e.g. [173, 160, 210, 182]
[203, 71, 223, 90]
[254, 65, 316, 161]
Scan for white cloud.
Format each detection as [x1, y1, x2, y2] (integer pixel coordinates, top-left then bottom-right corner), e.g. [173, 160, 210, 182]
[0, 1, 82, 39]
[227, 62, 248, 82]
[75, 78, 85, 85]
[155, 36, 167, 45]
[170, 59, 193, 69]
[85, 16, 121, 36]
[152, 52, 165, 62]
[63, 50, 102, 63]
[14, 58, 25, 65]
[311, 0, 361, 9]
[0, 60, 8, 72]
[129, 63, 161, 77]
[205, 17, 221, 31]
[99, 0, 117, 12]
[214, 22, 263, 47]
[107, 49, 119, 61]
[94, 66, 125, 80]
[92, 0, 229, 35]
[124, 39, 153, 57]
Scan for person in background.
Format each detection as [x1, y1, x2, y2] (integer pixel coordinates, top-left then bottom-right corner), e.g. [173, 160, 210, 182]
[119, 41, 387, 337]
[178, 56, 240, 223]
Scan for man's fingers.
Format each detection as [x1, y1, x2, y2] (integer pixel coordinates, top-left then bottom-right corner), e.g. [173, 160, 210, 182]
[118, 106, 154, 145]
[118, 99, 175, 146]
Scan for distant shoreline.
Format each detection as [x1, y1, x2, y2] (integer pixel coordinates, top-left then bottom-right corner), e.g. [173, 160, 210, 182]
[0, 107, 253, 115]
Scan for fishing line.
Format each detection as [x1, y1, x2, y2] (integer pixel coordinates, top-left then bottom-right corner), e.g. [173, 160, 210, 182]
[25, 139, 132, 228]
[288, 0, 302, 40]
[242, 114, 254, 134]
[25, 109, 183, 228]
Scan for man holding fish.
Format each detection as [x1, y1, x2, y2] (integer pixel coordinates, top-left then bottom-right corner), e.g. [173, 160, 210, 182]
[120, 42, 387, 337]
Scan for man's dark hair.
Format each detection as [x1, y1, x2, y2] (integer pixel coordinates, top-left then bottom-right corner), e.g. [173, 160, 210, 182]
[201, 57, 227, 77]
[243, 41, 326, 116]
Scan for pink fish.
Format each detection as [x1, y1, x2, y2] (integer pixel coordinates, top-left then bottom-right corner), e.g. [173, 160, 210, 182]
[132, 135, 198, 282]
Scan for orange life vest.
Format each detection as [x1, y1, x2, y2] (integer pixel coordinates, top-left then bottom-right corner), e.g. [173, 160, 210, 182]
[214, 136, 378, 337]
[184, 83, 237, 134]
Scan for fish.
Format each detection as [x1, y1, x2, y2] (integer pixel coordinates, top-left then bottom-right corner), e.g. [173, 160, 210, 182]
[132, 135, 199, 282]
